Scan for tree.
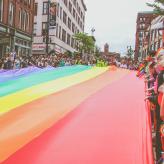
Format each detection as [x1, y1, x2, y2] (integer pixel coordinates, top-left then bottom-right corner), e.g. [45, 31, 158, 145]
[73, 33, 95, 54]
[64, 51, 73, 57]
[147, 0, 164, 15]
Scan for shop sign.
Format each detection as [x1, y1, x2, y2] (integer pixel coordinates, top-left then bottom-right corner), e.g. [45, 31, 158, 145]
[54, 45, 62, 53]
[32, 44, 46, 51]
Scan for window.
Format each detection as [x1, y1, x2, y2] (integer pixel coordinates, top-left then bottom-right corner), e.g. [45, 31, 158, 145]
[42, 22, 48, 30]
[57, 4, 59, 17]
[34, 3, 38, 16]
[42, 22, 48, 36]
[72, 23, 75, 33]
[83, 15, 85, 22]
[71, 38, 74, 48]
[56, 23, 58, 37]
[142, 23, 145, 28]
[67, 34, 70, 45]
[73, 9, 75, 18]
[69, 2, 72, 13]
[21, 10, 24, 29]
[81, 12, 83, 18]
[62, 29, 66, 42]
[68, 17, 71, 29]
[43, 37, 46, 43]
[76, 2, 78, 10]
[21, 10, 26, 31]
[43, 2, 48, 15]
[63, 11, 67, 25]
[152, 30, 155, 41]
[28, 0, 31, 6]
[160, 39, 163, 47]
[73, 0, 76, 6]
[60, 7, 62, 19]
[0, 0, 3, 22]
[8, 2, 14, 26]
[155, 42, 158, 51]
[75, 26, 77, 33]
[78, 6, 80, 14]
[19, 9, 21, 29]
[33, 23, 37, 35]
[64, 0, 67, 7]
[59, 26, 61, 39]
[24, 0, 28, 5]
[78, 16, 80, 25]
[76, 13, 78, 21]
[26, 12, 30, 31]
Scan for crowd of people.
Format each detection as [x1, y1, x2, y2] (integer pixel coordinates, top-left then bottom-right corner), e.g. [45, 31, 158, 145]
[117, 59, 139, 70]
[97, 54, 140, 70]
[137, 49, 164, 163]
[0, 51, 140, 70]
[0, 53, 96, 70]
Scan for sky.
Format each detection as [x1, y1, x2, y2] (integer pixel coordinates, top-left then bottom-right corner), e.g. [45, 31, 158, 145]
[85, 0, 154, 55]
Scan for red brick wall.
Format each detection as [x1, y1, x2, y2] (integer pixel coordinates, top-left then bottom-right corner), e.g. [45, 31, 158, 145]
[135, 13, 157, 59]
[2, 0, 9, 25]
[2, 0, 35, 35]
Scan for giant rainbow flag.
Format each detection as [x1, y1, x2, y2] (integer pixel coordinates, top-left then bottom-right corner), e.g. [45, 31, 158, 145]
[0, 66, 153, 164]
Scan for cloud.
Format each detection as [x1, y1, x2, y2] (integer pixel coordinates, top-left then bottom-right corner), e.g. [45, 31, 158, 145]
[85, 0, 152, 54]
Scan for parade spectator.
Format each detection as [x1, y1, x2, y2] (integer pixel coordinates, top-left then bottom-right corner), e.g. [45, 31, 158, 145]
[139, 49, 164, 163]
[0, 51, 139, 70]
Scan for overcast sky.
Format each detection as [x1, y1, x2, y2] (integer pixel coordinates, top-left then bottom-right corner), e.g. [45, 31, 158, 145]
[85, 0, 153, 54]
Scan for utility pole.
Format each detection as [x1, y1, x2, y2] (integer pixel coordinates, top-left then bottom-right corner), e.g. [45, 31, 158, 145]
[46, 0, 50, 55]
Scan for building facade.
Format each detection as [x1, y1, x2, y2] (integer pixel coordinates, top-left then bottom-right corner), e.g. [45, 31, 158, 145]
[0, 0, 35, 58]
[100, 43, 120, 60]
[33, 0, 87, 55]
[135, 12, 156, 60]
[149, 16, 164, 52]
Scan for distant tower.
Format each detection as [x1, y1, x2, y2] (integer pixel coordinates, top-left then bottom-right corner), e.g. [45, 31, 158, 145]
[104, 43, 109, 54]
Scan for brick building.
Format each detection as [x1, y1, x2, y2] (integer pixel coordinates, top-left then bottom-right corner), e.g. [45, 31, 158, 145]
[135, 11, 156, 60]
[149, 16, 164, 52]
[100, 43, 120, 60]
[0, 0, 35, 57]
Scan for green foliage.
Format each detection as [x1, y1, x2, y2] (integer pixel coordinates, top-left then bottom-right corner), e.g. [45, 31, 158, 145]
[65, 51, 72, 57]
[73, 33, 95, 53]
[72, 51, 79, 57]
[147, 0, 164, 15]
